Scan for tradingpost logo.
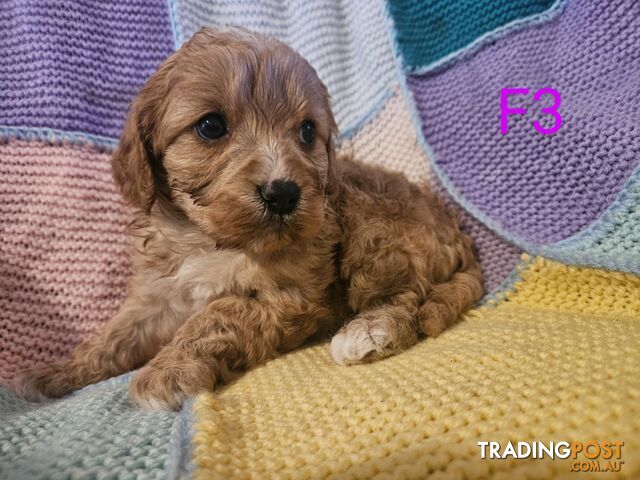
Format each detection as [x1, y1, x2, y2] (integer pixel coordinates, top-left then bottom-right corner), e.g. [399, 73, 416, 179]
[478, 441, 624, 473]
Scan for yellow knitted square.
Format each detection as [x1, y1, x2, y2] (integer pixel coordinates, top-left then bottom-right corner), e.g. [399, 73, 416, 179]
[489, 255, 640, 316]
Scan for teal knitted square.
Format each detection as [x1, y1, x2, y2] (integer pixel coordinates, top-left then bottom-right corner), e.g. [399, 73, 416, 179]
[388, 0, 556, 69]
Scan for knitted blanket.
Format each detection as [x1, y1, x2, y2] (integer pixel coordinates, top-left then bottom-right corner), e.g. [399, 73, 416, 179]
[1, 0, 639, 478]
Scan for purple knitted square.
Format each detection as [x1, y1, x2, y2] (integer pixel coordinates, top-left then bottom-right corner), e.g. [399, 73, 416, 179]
[0, 0, 174, 139]
[409, 0, 640, 245]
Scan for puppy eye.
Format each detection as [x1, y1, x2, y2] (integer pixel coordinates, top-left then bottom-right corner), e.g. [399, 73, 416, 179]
[300, 120, 315, 145]
[196, 113, 228, 140]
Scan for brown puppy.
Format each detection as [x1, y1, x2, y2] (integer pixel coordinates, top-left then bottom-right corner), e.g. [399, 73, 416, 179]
[14, 27, 484, 410]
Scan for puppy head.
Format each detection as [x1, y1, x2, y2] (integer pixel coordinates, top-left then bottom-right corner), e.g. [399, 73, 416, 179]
[113, 27, 337, 254]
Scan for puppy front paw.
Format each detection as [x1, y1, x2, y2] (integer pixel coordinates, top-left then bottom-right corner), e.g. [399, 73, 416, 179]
[330, 320, 395, 366]
[12, 362, 76, 401]
[129, 359, 214, 411]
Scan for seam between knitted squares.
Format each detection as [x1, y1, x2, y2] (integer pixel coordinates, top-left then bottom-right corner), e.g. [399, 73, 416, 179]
[340, 88, 394, 140]
[407, 0, 567, 76]
[167, 0, 186, 46]
[0, 126, 118, 152]
[166, 0, 181, 50]
[481, 253, 534, 306]
[551, 165, 640, 250]
[165, 398, 196, 480]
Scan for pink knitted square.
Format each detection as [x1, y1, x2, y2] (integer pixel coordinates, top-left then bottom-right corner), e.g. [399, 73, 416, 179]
[0, 139, 132, 384]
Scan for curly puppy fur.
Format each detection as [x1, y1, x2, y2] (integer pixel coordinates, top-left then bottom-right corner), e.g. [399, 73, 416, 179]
[14, 28, 484, 410]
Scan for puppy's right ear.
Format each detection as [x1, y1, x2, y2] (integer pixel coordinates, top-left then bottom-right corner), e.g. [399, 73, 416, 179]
[112, 96, 158, 213]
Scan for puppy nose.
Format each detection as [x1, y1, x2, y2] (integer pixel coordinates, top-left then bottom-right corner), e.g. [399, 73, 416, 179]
[260, 180, 300, 215]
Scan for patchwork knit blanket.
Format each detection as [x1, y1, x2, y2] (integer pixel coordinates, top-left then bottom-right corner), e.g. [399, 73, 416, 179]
[1, 0, 639, 478]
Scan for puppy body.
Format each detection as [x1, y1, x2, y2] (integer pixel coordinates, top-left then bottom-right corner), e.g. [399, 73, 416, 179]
[14, 28, 483, 409]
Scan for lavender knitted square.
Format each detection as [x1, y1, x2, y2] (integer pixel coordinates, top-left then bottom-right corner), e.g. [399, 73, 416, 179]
[0, 0, 174, 139]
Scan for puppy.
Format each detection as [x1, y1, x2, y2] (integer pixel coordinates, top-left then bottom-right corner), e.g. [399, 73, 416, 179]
[14, 27, 484, 410]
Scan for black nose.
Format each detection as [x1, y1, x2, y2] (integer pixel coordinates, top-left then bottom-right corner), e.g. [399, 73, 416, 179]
[260, 180, 301, 215]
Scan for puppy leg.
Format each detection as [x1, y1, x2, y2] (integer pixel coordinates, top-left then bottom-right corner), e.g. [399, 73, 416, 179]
[330, 265, 483, 366]
[418, 265, 484, 337]
[330, 302, 420, 365]
[129, 296, 322, 410]
[13, 295, 181, 400]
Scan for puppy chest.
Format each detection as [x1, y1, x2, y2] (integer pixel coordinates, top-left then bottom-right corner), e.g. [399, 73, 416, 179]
[172, 249, 252, 310]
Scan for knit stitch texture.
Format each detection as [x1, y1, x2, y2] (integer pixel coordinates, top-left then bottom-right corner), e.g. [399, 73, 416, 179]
[0, 0, 174, 139]
[0, 139, 132, 384]
[537, 165, 640, 273]
[0, 373, 186, 479]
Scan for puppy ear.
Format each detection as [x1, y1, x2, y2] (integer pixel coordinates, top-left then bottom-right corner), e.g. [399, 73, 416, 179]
[111, 97, 157, 213]
[112, 48, 179, 213]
